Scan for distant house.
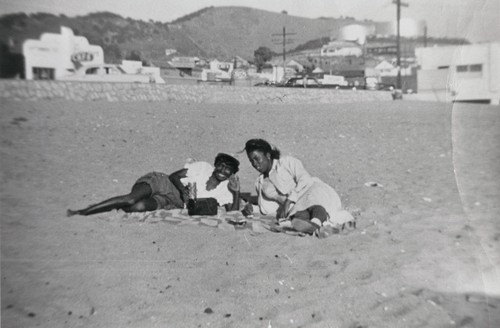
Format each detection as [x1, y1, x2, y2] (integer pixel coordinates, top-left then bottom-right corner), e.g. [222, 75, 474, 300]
[209, 59, 233, 73]
[233, 56, 250, 68]
[320, 41, 363, 57]
[165, 49, 177, 56]
[168, 56, 200, 76]
[416, 42, 500, 104]
[374, 60, 396, 76]
[312, 67, 324, 74]
[121, 60, 163, 81]
[285, 60, 304, 73]
[23, 26, 104, 80]
[314, 56, 366, 79]
[201, 59, 234, 81]
[268, 59, 304, 72]
[265, 59, 302, 81]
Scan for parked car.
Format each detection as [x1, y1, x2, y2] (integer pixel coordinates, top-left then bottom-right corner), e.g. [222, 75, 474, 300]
[320, 74, 349, 88]
[59, 64, 165, 84]
[365, 77, 395, 91]
[253, 80, 276, 87]
[278, 76, 322, 88]
[377, 83, 395, 91]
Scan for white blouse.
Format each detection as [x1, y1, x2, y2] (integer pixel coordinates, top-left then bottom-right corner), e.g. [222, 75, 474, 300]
[180, 161, 233, 206]
[254, 156, 353, 225]
[255, 156, 314, 215]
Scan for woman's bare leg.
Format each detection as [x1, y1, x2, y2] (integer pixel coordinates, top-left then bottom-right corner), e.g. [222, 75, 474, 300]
[67, 183, 153, 216]
[290, 205, 328, 234]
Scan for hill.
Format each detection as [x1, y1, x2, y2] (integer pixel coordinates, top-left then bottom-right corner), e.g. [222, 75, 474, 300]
[0, 6, 468, 67]
[172, 7, 367, 60]
[0, 7, 370, 64]
[0, 11, 209, 64]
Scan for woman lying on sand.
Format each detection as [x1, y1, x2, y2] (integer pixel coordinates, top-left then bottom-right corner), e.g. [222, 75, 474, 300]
[242, 139, 354, 236]
[67, 153, 241, 216]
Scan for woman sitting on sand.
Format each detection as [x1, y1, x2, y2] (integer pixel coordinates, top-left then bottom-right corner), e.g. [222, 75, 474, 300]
[67, 153, 241, 216]
[242, 139, 354, 236]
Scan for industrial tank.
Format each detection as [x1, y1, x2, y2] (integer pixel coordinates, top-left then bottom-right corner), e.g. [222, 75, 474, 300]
[339, 24, 368, 45]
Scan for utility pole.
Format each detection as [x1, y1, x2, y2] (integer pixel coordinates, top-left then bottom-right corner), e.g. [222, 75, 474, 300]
[392, 0, 409, 90]
[272, 27, 295, 81]
[423, 24, 428, 48]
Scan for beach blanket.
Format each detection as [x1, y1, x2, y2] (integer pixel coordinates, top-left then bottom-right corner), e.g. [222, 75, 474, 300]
[120, 208, 358, 236]
[119, 208, 281, 234]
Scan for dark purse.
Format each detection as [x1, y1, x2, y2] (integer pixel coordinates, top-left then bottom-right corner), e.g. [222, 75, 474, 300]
[187, 198, 218, 216]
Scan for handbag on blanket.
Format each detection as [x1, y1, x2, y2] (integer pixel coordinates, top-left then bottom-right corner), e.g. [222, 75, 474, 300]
[187, 198, 218, 216]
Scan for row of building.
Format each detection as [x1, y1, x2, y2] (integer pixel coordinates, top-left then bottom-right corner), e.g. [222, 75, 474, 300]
[17, 25, 500, 104]
[269, 23, 499, 104]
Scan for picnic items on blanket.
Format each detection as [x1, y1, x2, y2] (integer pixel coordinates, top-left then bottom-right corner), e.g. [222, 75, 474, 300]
[186, 182, 218, 216]
[187, 198, 218, 216]
[225, 216, 247, 226]
[122, 208, 358, 238]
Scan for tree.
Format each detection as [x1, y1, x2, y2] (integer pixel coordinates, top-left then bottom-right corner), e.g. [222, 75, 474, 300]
[125, 50, 142, 61]
[254, 46, 273, 72]
[104, 44, 122, 63]
[0, 41, 24, 78]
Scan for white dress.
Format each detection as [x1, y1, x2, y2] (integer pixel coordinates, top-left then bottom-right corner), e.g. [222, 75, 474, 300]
[255, 156, 353, 225]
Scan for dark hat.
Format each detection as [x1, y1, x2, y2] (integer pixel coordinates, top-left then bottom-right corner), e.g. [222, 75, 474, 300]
[214, 153, 240, 173]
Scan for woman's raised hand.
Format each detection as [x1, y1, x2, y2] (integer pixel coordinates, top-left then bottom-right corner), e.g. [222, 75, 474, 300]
[227, 174, 240, 193]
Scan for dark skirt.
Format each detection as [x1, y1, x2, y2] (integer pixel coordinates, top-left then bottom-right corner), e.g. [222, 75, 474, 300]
[134, 172, 184, 210]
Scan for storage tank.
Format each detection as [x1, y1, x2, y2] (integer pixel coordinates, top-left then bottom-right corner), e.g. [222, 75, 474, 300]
[375, 19, 426, 37]
[339, 24, 368, 45]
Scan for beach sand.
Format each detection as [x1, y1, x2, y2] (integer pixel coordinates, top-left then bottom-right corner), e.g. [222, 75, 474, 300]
[1, 99, 499, 327]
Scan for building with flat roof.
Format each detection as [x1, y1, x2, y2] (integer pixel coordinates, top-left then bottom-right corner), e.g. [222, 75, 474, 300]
[23, 26, 103, 80]
[416, 42, 500, 104]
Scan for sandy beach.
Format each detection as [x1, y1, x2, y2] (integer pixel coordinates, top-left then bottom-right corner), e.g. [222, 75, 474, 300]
[1, 98, 499, 328]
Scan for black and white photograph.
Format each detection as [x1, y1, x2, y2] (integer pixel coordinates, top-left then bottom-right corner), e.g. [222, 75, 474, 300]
[1, 0, 499, 327]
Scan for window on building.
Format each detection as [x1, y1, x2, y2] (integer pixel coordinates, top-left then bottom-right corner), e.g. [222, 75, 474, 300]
[106, 67, 121, 75]
[86, 67, 99, 75]
[456, 64, 483, 76]
[32, 67, 55, 80]
[469, 64, 482, 72]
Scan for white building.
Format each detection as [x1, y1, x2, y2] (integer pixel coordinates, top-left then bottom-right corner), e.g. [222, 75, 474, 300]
[374, 60, 396, 76]
[165, 49, 177, 56]
[23, 26, 104, 80]
[416, 43, 500, 104]
[120, 60, 164, 83]
[201, 59, 234, 81]
[320, 41, 363, 58]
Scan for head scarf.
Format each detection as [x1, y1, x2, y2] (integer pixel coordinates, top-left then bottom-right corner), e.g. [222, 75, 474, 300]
[244, 139, 280, 159]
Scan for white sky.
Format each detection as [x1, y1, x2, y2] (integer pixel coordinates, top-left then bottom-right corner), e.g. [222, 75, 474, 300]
[0, 0, 498, 42]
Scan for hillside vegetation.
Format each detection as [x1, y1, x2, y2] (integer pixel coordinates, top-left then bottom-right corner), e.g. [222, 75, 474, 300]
[0, 7, 368, 63]
[0, 6, 468, 65]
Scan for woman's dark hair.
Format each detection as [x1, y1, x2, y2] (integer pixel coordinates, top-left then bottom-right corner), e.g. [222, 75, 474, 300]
[244, 139, 280, 159]
[214, 153, 240, 173]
